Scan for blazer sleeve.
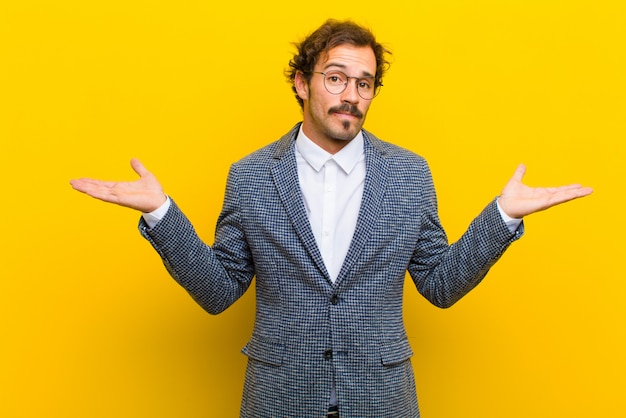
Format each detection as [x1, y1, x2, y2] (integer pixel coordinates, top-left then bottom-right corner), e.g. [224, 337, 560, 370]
[407, 163, 524, 308]
[138, 165, 255, 314]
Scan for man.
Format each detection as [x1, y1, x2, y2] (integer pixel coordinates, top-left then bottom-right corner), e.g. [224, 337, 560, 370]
[71, 19, 592, 418]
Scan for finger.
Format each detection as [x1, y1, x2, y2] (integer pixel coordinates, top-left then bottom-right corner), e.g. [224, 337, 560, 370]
[69, 179, 88, 192]
[560, 186, 594, 199]
[71, 178, 116, 190]
[548, 186, 593, 206]
[70, 180, 115, 202]
[546, 184, 593, 194]
[70, 178, 104, 192]
[510, 163, 526, 182]
[130, 158, 149, 177]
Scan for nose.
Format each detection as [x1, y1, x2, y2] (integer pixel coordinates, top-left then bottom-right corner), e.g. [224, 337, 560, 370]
[340, 78, 360, 103]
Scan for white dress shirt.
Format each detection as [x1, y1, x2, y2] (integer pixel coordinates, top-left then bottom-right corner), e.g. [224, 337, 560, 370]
[295, 127, 366, 282]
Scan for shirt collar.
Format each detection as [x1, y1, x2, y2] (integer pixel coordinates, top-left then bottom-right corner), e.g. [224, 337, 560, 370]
[295, 126, 365, 174]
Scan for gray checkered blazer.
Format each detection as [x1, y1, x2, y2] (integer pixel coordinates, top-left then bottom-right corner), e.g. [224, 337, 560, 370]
[140, 123, 523, 417]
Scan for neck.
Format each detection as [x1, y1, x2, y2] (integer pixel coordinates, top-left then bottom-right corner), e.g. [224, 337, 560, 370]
[300, 125, 356, 155]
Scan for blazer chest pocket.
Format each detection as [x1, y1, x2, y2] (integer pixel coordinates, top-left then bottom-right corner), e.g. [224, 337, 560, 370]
[241, 334, 286, 367]
[379, 337, 414, 366]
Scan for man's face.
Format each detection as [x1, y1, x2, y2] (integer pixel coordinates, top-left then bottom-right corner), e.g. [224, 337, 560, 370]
[295, 44, 377, 153]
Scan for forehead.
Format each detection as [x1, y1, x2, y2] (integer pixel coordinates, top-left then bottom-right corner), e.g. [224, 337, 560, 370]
[316, 45, 377, 76]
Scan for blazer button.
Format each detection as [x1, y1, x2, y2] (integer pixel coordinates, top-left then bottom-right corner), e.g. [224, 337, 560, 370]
[324, 349, 333, 360]
[330, 294, 339, 305]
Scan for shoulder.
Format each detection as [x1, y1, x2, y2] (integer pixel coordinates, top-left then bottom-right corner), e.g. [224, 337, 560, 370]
[232, 124, 299, 171]
[363, 129, 429, 172]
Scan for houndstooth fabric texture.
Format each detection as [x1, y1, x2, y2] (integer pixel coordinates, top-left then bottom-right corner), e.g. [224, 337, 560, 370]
[140, 123, 523, 418]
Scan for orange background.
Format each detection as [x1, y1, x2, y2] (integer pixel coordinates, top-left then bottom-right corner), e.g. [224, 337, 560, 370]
[1, 1, 624, 416]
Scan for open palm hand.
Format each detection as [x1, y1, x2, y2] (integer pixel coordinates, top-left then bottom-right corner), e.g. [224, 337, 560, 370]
[70, 158, 167, 213]
[498, 164, 593, 219]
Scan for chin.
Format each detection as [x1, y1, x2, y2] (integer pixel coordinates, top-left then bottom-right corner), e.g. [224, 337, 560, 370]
[333, 123, 361, 140]
[330, 131, 357, 142]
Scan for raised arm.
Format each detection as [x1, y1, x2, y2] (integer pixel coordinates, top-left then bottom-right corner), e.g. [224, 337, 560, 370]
[70, 158, 167, 213]
[498, 164, 593, 219]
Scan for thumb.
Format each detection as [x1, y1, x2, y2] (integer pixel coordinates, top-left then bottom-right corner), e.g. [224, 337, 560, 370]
[510, 163, 527, 183]
[130, 158, 149, 178]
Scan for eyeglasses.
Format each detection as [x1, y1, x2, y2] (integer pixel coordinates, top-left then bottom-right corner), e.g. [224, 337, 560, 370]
[312, 70, 382, 100]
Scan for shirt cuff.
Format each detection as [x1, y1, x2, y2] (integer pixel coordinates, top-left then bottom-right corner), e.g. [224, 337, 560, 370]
[496, 198, 523, 233]
[142, 196, 171, 229]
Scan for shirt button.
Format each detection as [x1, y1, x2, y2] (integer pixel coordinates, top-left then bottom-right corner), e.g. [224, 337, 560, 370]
[331, 294, 339, 305]
[324, 350, 333, 360]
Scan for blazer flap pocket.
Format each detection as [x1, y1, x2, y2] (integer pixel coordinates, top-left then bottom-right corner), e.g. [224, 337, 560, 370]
[241, 334, 286, 367]
[379, 337, 413, 366]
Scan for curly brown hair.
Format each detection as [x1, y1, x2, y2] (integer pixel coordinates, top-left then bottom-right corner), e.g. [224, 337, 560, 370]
[286, 19, 391, 109]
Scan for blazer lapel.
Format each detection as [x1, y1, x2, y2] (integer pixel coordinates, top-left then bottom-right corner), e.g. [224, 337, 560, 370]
[271, 124, 330, 281]
[335, 131, 389, 285]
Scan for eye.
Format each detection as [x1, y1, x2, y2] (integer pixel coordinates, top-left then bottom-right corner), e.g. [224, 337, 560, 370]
[358, 79, 373, 90]
[326, 72, 346, 85]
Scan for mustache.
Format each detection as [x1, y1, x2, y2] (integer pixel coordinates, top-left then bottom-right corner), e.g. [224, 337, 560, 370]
[328, 104, 363, 119]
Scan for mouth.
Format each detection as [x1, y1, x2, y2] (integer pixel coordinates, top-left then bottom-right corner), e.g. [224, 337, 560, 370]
[329, 104, 363, 120]
[333, 111, 359, 120]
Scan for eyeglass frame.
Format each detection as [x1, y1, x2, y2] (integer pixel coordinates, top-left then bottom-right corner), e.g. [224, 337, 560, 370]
[310, 70, 383, 100]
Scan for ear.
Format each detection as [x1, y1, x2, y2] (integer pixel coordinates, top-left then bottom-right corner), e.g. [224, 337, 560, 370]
[294, 71, 310, 101]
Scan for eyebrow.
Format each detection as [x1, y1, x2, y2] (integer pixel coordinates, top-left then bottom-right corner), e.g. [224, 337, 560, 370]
[322, 62, 375, 78]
